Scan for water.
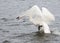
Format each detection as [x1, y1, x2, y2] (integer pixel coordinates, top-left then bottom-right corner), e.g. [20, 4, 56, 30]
[0, 0, 60, 43]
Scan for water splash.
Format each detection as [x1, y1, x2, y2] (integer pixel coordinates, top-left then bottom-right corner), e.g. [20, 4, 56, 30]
[51, 28, 60, 36]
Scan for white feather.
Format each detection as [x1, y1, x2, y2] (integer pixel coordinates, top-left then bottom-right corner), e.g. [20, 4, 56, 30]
[24, 5, 43, 25]
[42, 22, 51, 33]
[42, 7, 55, 24]
[18, 5, 55, 33]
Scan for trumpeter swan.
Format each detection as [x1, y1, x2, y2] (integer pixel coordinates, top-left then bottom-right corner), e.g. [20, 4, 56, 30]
[16, 5, 55, 33]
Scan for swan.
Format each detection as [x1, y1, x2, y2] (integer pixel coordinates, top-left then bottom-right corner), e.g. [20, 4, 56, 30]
[16, 5, 55, 33]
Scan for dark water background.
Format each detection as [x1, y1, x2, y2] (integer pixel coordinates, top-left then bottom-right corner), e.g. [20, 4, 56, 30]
[0, 0, 60, 43]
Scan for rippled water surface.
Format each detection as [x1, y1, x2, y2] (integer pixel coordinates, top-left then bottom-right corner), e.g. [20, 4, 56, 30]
[0, 0, 60, 43]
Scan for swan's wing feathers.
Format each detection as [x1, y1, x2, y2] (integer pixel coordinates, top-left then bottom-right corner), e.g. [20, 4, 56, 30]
[25, 5, 42, 16]
[42, 7, 55, 24]
[24, 5, 43, 25]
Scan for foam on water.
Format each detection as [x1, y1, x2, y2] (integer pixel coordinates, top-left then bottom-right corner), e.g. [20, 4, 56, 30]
[51, 28, 60, 36]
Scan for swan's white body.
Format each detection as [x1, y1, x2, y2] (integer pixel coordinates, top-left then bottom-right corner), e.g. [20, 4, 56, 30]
[18, 5, 55, 33]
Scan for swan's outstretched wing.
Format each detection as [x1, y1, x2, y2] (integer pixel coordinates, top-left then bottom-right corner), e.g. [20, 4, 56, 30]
[24, 5, 43, 25]
[25, 5, 42, 17]
[42, 7, 55, 24]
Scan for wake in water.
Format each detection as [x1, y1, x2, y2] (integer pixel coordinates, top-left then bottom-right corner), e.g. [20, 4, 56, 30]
[51, 28, 60, 36]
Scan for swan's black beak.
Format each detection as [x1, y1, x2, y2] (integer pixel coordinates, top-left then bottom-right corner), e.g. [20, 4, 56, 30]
[16, 16, 20, 20]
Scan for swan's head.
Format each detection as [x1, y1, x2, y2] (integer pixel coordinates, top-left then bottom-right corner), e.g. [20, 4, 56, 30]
[16, 16, 20, 20]
[16, 16, 23, 20]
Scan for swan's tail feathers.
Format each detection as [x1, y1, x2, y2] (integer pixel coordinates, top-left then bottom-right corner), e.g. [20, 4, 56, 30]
[43, 26, 51, 33]
[42, 7, 55, 24]
[42, 22, 51, 33]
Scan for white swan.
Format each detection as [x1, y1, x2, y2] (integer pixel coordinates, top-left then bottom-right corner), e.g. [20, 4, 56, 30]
[16, 5, 55, 33]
